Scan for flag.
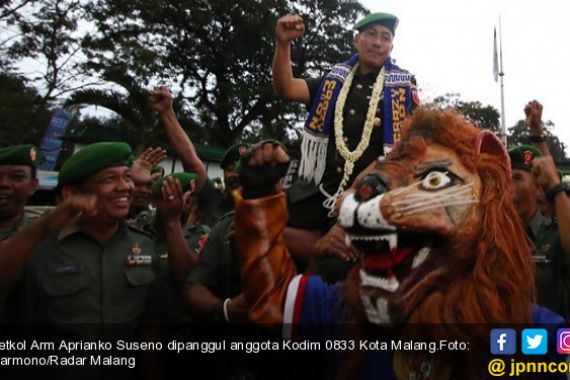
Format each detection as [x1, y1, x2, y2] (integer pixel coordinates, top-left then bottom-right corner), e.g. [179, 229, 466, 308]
[38, 108, 72, 171]
[493, 27, 499, 82]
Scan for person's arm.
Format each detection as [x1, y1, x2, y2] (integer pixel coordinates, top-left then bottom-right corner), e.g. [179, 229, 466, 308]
[284, 227, 323, 266]
[533, 156, 570, 255]
[182, 282, 248, 322]
[130, 147, 167, 185]
[525, 100, 550, 157]
[149, 86, 208, 191]
[0, 194, 97, 285]
[272, 14, 311, 105]
[233, 141, 296, 325]
[305, 225, 357, 275]
[157, 177, 197, 287]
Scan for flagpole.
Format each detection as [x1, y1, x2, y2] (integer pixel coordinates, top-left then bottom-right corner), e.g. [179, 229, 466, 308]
[499, 15, 507, 145]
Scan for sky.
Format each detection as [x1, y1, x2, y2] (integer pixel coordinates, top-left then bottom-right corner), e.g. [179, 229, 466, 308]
[359, 0, 570, 149]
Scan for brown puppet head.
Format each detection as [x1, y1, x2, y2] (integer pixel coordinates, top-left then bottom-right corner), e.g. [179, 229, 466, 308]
[337, 108, 534, 377]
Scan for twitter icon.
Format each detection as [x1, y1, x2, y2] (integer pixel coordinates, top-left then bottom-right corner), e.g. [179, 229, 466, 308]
[522, 329, 548, 355]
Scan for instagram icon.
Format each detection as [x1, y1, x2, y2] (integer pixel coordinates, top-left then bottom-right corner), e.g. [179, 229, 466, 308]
[557, 329, 570, 354]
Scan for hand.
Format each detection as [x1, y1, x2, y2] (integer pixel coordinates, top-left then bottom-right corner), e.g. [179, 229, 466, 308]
[313, 225, 358, 262]
[149, 86, 174, 114]
[239, 140, 290, 199]
[533, 156, 560, 191]
[42, 194, 97, 234]
[157, 177, 188, 224]
[226, 293, 249, 322]
[275, 14, 305, 44]
[131, 147, 167, 184]
[524, 100, 544, 132]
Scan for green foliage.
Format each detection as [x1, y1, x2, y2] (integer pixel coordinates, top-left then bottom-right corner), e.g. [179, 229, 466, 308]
[433, 93, 566, 159]
[3, 0, 91, 107]
[64, 69, 199, 151]
[0, 73, 52, 146]
[433, 93, 500, 133]
[83, 0, 367, 147]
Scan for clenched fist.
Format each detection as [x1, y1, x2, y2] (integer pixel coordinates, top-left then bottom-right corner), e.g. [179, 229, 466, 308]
[239, 140, 290, 199]
[275, 14, 305, 44]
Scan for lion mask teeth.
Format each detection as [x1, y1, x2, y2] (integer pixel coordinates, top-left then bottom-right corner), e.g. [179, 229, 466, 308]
[347, 232, 397, 251]
[359, 270, 400, 292]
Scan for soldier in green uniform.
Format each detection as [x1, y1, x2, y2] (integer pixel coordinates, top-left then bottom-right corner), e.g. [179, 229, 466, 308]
[126, 148, 167, 233]
[0, 144, 42, 321]
[183, 210, 246, 323]
[196, 143, 249, 227]
[0, 144, 40, 241]
[145, 173, 210, 378]
[0, 142, 160, 327]
[148, 173, 210, 311]
[509, 144, 570, 318]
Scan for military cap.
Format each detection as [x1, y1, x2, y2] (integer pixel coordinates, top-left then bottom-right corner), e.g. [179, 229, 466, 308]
[58, 142, 133, 186]
[508, 145, 542, 172]
[354, 12, 399, 34]
[151, 172, 200, 197]
[0, 144, 39, 168]
[221, 143, 250, 169]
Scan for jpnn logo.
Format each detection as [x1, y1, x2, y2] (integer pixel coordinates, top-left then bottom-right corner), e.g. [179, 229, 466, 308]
[490, 329, 516, 355]
[521, 329, 548, 355]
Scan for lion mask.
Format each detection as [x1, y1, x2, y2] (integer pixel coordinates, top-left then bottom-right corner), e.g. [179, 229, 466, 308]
[337, 108, 535, 330]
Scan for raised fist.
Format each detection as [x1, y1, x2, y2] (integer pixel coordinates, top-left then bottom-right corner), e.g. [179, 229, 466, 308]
[239, 140, 290, 199]
[524, 100, 543, 131]
[149, 86, 173, 114]
[275, 14, 305, 44]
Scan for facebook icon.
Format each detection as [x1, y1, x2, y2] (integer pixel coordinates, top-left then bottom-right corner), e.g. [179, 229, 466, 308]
[491, 329, 516, 355]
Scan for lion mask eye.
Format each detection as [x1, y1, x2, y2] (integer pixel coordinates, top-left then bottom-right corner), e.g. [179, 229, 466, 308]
[421, 171, 452, 191]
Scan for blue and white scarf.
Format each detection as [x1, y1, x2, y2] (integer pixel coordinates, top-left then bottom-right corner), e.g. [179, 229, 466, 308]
[299, 54, 415, 186]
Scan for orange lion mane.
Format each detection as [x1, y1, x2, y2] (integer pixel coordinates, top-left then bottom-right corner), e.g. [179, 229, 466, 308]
[340, 107, 535, 379]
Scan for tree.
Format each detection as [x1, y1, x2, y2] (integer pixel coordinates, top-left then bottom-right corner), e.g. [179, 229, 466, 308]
[0, 73, 52, 146]
[64, 69, 195, 152]
[4, 0, 96, 109]
[432, 93, 567, 159]
[82, 0, 367, 147]
[433, 93, 500, 133]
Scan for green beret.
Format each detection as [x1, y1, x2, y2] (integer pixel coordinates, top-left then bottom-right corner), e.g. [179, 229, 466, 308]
[354, 12, 399, 34]
[508, 145, 542, 172]
[221, 143, 250, 169]
[151, 172, 199, 197]
[58, 142, 133, 186]
[0, 144, 39, 168]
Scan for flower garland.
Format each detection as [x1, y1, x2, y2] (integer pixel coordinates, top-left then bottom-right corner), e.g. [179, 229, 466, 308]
[322, 63, 386, 211]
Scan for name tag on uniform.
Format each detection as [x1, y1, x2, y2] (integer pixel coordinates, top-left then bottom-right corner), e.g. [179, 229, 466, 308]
[48, 263, 81, 275]
[125, 255, 153, 267]
[533, 254, 551, 264]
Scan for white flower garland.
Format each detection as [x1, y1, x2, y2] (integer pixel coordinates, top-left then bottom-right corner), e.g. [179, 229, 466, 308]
[323, 63, 386, 211]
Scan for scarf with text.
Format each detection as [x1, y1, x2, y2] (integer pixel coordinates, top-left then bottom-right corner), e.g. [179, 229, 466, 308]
[299, 54, 416, 187]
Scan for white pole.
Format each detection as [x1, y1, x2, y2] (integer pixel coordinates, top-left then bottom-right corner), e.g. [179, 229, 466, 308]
[499, 15, 507, 145]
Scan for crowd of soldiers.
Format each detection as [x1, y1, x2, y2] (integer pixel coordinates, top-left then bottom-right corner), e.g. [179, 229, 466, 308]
[1, 10, 569, 380]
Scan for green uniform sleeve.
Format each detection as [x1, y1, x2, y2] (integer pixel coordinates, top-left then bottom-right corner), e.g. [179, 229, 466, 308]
[186, 219, 226, 293]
